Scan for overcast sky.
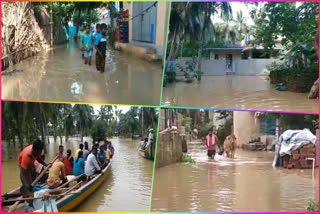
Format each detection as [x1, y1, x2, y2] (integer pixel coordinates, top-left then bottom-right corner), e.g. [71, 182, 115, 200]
[212, 2, 302, 26]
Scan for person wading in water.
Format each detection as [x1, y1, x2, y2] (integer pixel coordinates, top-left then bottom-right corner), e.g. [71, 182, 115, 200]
[205, 130, 219, 160]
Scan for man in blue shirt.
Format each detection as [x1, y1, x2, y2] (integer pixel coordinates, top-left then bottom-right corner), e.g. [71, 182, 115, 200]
[95, 23, 108, 73]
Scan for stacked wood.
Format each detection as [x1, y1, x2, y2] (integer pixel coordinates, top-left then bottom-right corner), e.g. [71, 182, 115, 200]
[282, 143, 316, 169]
[1, 2, 50, 70]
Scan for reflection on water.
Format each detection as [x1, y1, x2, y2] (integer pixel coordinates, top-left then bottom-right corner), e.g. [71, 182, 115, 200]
[151, 142, 318, 212]
[162, 76, 318, 113]
[2, 43, 162, 106]
[1, 137, 153, 212]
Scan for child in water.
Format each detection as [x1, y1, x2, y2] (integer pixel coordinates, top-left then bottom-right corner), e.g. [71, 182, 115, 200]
[81, 25, 93, 65]
[78, 24, 85, 58]
[95, 23, 108, 73]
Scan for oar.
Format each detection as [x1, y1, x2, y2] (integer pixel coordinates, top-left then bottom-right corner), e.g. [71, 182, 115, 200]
[31, 155, 59, 187]
[6, 156, 60, 211]
[2, 191, 81, 203]
[58, 174, 85, 189]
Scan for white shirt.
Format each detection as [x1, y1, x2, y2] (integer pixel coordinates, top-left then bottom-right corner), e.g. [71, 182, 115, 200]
[148, 132, 154, 143]
[85, 153, 101, 176]
[24, 190, 58, 212]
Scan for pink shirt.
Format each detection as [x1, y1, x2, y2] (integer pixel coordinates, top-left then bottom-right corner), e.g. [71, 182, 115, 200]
[206, 134, 218, 151]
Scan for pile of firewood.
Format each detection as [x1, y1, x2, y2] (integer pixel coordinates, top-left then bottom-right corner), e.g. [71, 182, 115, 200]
[282, 143, 316, 169]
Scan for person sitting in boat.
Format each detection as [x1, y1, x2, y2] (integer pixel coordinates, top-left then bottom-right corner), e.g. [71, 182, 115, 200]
[109, 141, 114, 158]
[20, 185, 62, 212]
[18, 139, 48, 187]
[74, 144, 84, 159]
[47, 155, 67, 188]
[83, 144, 90, 161]
[56, 145, 64, 156]
[73, 151, 85, 177]
[85, 147, 101, 179]
[97, 145, 107, 168]
[34, 153, 47, 184]
[64, 150, 74, 176]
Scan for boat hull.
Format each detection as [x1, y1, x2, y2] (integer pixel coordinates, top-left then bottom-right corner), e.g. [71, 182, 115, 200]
[57, 160, 112, 211]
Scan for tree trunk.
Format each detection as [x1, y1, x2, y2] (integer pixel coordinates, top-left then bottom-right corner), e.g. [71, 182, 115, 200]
[110, 3, 114, 29]
[81, 127, 84, 142]
[165, 28, 177, 73]
[76, 9, 81, 39]
[141, 108, 144, 136]
[15, 113, 24, 151]
[35, 104, 47, 153]
[13, 135, 16, 148]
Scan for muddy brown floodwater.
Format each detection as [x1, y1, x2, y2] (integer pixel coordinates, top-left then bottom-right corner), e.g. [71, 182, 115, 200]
[2, 42, 162, 106]
[1, 137, 153, 212]
[162, 76, 318, 113]
[151, 140, 318, 212]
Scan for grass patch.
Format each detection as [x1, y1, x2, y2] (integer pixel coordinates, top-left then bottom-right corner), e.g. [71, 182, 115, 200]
[179, 153, 195, 164]
[307, 199, 318, 212]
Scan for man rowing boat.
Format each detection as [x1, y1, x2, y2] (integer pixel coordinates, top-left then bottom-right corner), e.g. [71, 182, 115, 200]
[18, 140, 48, 187]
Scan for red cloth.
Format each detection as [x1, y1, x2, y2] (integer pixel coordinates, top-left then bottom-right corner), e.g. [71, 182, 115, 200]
[18, 145, 40, 170]
[206, 134, 218, 151]
[64, 157, 73, 175]
[56, 151, 63, 156]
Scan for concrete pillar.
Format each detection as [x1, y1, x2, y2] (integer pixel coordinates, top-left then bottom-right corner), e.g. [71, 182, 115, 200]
[234, 111, 261, 147]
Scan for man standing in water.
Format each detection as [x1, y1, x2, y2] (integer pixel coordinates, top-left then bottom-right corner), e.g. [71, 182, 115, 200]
[18, 139, 48, 186]
[205, 130, 219, 159]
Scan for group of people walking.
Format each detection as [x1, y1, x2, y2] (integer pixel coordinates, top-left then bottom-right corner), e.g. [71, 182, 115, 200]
[78, 23, 108, 72]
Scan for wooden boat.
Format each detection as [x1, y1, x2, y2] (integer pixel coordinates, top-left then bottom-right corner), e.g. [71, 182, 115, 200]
[2, 159, 112, 212]
[139, 144, 154, 160]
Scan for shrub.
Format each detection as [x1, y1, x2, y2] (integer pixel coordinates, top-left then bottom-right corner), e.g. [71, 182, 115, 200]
[179, 153, 195, 164]
[307, 199, 318, 212]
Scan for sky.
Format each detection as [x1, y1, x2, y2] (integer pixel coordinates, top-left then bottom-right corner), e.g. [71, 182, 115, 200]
[212, 2, 302, 26]
[212, 2, 257, 26]
[92, 104, 130, 115]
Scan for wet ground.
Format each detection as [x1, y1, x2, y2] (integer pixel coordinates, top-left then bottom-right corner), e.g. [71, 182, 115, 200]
[162, 76, 318, 113]
[2, 42, 162, 106]
[151, 140, 318, 212]
[1, 137, 153, 212]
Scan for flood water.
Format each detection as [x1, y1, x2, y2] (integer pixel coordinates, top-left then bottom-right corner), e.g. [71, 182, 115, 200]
[151, 140, 318, 212]
[2, 42, 162, 106]
[162, 76, 318, 113]
[1, 137, 153, 212]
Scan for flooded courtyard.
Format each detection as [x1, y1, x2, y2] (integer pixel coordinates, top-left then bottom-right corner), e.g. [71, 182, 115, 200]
[2, 43, 162, 106]
[151, 141, 318, 212]
[162, 76, 318, 113]
[1, 137, 153, 212]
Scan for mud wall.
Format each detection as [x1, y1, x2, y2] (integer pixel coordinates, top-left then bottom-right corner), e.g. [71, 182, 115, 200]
[234, 111, 261, 147]
[155, 132, 183, 168]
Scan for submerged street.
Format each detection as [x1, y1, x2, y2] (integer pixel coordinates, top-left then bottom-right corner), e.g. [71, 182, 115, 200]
[2, 42, 162, 106]
[162, 76, 318, 113]
[151, 140, 318, 212]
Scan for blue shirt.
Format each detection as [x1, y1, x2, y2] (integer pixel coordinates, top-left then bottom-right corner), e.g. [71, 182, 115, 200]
[94, 33, 107, 46]
[97, 150, 106, 163]
[73, 157, 84, 176]
[94, 32, 101, 46]
[81, 33, 93, 51]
